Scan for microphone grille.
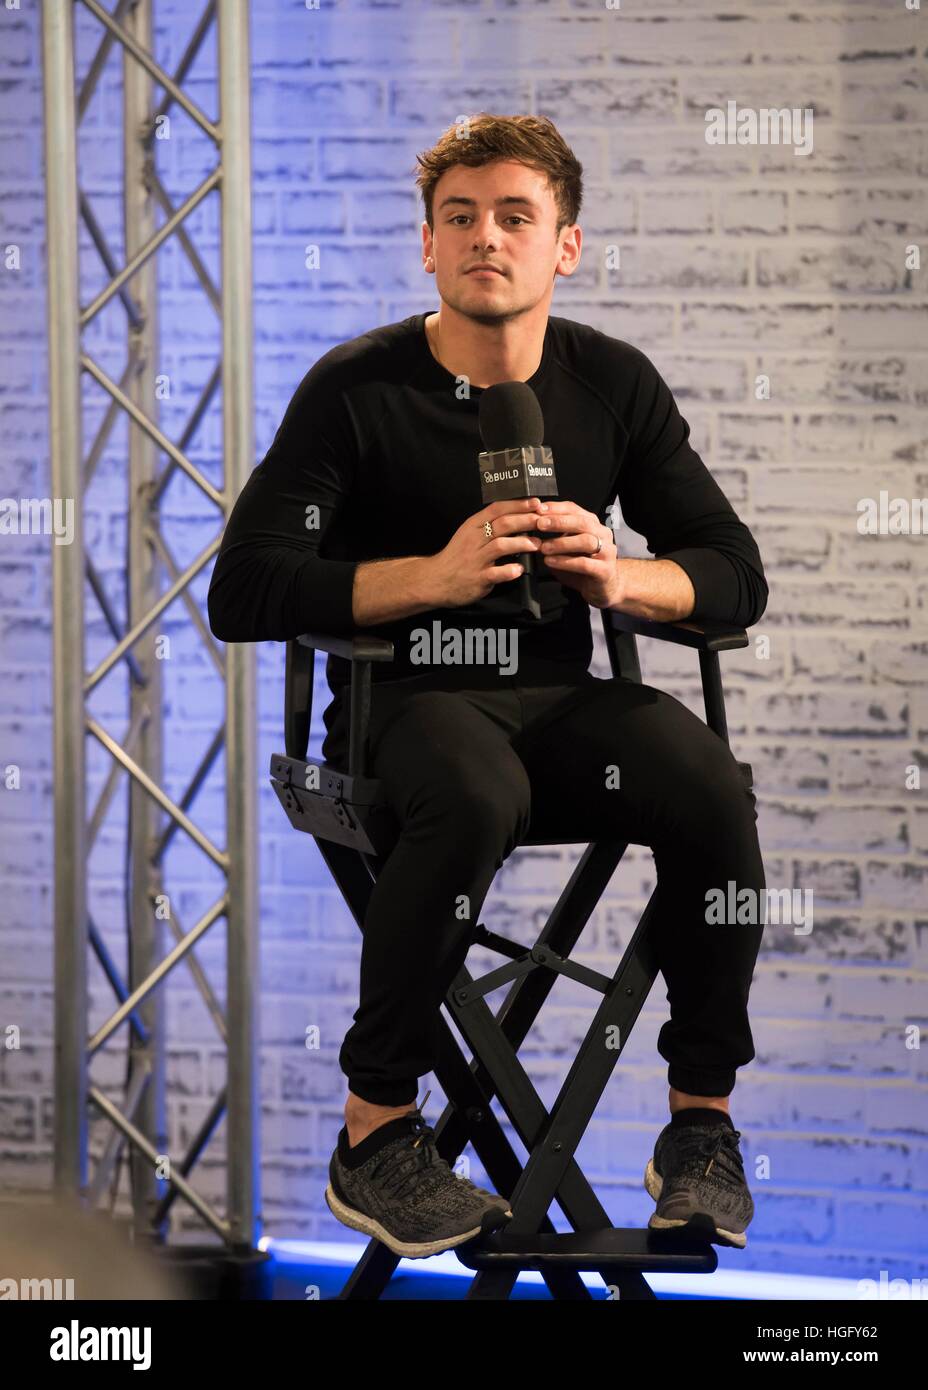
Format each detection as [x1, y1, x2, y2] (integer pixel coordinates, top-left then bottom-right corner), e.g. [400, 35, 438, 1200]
[478, 381, 544, 451]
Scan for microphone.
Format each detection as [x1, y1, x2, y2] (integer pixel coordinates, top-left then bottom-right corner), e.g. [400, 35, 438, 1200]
[477, 382, 560, 621]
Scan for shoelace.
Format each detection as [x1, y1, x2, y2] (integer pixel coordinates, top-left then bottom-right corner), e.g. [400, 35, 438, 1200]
[670, 1125, 745, 1183]
[367, 1089, 447, 1201]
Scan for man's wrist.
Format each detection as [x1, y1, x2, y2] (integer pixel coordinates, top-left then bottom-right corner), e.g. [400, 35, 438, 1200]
[413, 554, 444, 608]
[606, 558, 627, 610]
[352, 554, 442, 626]
[608, 557, 696, 623]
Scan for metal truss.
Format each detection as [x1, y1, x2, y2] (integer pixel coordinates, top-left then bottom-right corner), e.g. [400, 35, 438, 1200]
[42, 0, 259, 1249]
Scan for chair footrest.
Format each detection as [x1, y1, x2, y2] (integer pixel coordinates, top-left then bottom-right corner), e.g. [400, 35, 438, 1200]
[454, 1226, 718, 1274]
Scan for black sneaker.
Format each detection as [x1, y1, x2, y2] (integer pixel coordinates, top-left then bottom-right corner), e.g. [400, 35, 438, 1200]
[325, 1090, 512, 1260]
[644, 1113, 754, 1249]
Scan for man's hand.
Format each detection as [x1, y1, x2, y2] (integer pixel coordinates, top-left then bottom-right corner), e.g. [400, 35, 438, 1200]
[536, 500, 621, 609]
[425, 496, 548, 608]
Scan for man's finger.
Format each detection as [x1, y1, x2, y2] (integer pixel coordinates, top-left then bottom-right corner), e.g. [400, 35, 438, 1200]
[538, 510, 584, 531]
[487, 497, 549, 518]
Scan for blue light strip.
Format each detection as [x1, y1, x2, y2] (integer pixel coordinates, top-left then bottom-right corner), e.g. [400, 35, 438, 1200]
[261, 1239, 871, 1300]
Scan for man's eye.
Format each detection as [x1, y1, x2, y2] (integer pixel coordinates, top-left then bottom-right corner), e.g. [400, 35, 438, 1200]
[448, 215, 528, 226]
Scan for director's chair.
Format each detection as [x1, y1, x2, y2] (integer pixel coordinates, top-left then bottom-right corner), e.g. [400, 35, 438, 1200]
[269, 607, 754, 1300]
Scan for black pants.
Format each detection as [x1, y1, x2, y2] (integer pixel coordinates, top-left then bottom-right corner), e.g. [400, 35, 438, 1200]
[323, 667, 765, 1107]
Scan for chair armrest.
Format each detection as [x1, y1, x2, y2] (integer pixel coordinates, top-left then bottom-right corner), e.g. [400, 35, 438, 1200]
[605, 610, 749, 653]
[296, 631, 395, 662]
[284, 631, 396, 768]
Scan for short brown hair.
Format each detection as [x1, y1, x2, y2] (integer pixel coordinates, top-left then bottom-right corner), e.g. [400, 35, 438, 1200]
[415, 113, 583, 236]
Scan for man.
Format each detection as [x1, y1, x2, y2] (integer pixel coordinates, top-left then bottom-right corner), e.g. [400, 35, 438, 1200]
[208, 114, 768, 1260]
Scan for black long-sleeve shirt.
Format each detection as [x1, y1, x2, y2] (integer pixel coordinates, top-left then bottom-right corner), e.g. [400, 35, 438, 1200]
[208, 311, 767, 706]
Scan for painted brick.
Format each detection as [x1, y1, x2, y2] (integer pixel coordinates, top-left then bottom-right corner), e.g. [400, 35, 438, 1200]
[0, 0, 924, 1281]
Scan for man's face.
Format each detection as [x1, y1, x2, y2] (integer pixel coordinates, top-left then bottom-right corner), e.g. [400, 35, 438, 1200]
[422, 158, 581, 323]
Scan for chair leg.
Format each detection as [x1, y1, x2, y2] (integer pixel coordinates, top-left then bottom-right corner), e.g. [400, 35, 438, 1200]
[319, 836, 675, 1299]
[335, 1238, 401, 1300]
[428, 1014, 593, 1300]
[425, 850, 666, 1299]
[432, 976, 661, 1301]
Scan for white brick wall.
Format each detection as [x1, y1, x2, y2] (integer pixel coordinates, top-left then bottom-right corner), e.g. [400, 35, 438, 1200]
[0, 0, 925, 1279]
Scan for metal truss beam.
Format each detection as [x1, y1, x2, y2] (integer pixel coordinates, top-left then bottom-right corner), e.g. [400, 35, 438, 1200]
[42, 0, 259, 1250]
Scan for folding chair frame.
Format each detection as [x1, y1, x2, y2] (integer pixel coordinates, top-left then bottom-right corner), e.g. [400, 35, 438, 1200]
[269, 608, 753, 1300]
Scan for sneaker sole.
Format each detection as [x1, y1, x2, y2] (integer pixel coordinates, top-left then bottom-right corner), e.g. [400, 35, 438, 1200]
[325, 1181, 512, 1260]
[644, 1158, 747, 1249]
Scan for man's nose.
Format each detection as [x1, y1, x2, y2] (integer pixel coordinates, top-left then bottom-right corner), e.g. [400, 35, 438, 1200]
[471, 216, 502, 246]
